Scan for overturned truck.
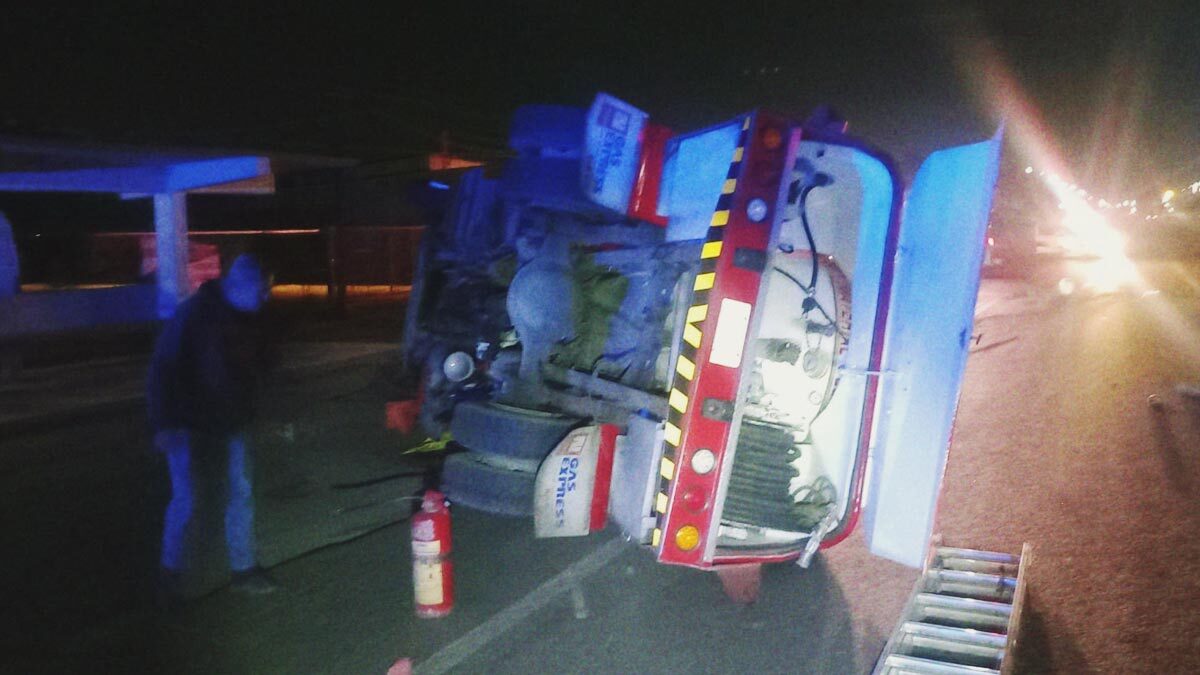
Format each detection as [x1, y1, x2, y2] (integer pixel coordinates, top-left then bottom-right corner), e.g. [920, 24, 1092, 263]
[405, 93, 1002, 578]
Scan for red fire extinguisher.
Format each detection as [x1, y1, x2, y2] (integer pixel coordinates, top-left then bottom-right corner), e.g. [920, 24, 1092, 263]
[411, 489, 454, 618]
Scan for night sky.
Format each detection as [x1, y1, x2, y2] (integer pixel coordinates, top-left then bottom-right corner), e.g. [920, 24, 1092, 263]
[1, 2, 1197, 192]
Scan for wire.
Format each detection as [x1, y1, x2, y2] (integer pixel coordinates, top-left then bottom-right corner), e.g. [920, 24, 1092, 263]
[772, 264, 811, 294]
[772, 265, 840, 333]
[775, 175, 846, 340]
[799, 184, 820, 290]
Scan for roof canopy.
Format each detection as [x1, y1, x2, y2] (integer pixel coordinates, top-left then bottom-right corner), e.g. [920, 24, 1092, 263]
[0, 135, 271, 194]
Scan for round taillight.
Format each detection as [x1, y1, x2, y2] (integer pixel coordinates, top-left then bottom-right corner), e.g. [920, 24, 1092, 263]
[747, 198, 769, 222]
[691, 448, 716, 475]
[761, 126, 783, 151]
[675, 525, 701, 551]
[680, 488, 705, 512]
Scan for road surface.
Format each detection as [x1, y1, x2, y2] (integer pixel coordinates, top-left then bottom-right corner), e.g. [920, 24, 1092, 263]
[941, 253, 1200, 674]
[3, 255, 1199, 673]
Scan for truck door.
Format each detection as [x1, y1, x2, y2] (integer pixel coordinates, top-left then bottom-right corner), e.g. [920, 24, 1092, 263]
[861, 132, 1003, 568]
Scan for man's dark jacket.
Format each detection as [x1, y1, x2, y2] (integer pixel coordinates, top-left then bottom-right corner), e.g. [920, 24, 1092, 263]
[147, 280, 268, 435]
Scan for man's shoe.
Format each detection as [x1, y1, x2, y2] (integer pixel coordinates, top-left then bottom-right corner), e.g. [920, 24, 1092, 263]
[231, 566, 279, 595]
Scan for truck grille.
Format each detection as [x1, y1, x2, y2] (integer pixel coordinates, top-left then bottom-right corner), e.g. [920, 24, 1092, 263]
[722, 419, 834, 533]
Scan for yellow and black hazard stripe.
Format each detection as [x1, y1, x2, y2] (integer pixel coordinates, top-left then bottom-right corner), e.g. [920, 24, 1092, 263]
[652, 115, 752, 548]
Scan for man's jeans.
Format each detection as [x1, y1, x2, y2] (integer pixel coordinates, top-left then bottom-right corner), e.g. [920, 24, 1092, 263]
[160, 431, 257, 573]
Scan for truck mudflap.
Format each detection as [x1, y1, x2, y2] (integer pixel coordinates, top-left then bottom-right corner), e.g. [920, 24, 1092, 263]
[861, 132, 1003, 568]
[533, 425, 618, 538]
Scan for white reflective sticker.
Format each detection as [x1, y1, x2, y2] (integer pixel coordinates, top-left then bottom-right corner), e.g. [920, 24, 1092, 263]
[414, 560, 444, 605]
[583, 94, 648, 213]
[709, 299, 752, 368]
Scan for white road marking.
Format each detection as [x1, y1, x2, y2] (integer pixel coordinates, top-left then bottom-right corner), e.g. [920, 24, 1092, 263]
[414, 537, 628, 675]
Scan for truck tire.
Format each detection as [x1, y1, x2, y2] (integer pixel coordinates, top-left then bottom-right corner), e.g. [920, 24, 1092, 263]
[441, 452, 537, 517]
[450, 401, 580, 462]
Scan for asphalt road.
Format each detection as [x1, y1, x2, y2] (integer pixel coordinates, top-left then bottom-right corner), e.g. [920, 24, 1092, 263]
[4, 256, 1200, 673]
[941, 254, 1200, 674]
[0, 349, 916, 675]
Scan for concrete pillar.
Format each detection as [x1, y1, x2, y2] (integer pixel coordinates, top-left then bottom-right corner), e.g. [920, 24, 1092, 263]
[153, 192, 190, 318]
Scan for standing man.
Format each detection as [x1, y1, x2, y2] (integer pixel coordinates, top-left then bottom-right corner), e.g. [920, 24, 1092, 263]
[0, 211, 22, 380]
[148, 253, 277, 601]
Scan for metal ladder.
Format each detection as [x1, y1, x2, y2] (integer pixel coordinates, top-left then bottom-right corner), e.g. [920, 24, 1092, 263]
[873, 542, 1031, 675]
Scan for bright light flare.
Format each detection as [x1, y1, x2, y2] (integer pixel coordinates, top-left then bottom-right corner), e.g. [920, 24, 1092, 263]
[940, 12, 1143, 295]
[1054, 191, 1139, 293]
[934, 8, 1200, 371]
[1081, 245, 1139, 294]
